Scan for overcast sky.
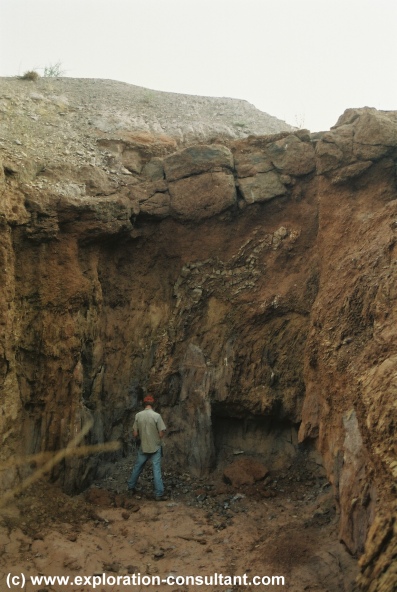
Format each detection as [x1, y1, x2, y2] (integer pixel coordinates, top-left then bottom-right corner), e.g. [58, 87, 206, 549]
[1, 0, 396, 131]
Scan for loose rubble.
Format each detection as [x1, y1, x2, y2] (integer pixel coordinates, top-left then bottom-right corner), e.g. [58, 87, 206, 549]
[0, 450, 358, 592]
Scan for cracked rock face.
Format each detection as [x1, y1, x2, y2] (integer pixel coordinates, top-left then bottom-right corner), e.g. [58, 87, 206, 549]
[1, 77, 397, 590]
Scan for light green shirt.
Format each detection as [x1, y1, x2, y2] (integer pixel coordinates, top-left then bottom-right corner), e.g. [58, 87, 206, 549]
[133, 408, 166, 453]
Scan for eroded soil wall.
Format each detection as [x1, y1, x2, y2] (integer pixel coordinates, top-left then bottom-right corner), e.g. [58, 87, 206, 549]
[1, 107, 397, 589]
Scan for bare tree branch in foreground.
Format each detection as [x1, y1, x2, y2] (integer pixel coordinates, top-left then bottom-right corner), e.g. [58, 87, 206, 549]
[0, 419, 120, 508]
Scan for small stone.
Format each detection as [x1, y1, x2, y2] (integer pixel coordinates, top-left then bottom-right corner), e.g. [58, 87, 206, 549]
[103, 562, 120, 573]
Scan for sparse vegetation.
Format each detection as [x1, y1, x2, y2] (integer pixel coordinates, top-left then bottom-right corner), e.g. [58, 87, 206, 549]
[294, 112, 306, 129]
[19, 70, 40, 81]
[43, 61, 65, 78]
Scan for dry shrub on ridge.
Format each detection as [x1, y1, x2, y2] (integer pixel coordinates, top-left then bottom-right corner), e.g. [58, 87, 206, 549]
[19, 70, 40, 81]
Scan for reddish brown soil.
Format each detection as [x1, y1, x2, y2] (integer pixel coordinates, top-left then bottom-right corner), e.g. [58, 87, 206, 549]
[0, 455, 357, 592]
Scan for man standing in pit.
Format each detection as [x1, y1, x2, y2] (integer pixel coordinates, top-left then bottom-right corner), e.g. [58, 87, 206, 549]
[127, 394, 167, 501]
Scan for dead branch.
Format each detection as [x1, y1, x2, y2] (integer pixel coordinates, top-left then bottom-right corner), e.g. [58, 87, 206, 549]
[0, 419, 120, 508]
[0, 441, 120, 471]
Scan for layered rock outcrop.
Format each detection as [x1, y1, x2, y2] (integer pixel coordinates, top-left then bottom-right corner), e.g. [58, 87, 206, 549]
[1, 80, 397, 590]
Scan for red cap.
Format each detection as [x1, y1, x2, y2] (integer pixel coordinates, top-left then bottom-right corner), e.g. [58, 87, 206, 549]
[143, 395, 154, 404]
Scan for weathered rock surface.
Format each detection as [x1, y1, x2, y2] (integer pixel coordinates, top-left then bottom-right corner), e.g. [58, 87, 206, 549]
[163, 144, 234, 181]
[1, 77, 397, 590]
[169, 170, 237, 220]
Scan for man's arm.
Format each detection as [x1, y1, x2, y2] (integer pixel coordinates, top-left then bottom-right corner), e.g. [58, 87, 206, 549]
[157, 415, 166, 440]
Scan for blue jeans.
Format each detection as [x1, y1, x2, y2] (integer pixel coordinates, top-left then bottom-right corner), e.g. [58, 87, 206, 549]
[127, 447, 164, 497]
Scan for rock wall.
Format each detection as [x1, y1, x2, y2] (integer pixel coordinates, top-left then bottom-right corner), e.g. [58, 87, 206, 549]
[1, 106, 397, 589]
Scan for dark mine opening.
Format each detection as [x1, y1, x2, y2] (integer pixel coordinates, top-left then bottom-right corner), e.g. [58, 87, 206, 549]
[212, 414, 301, 471]
[210, 412, 327, 488]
